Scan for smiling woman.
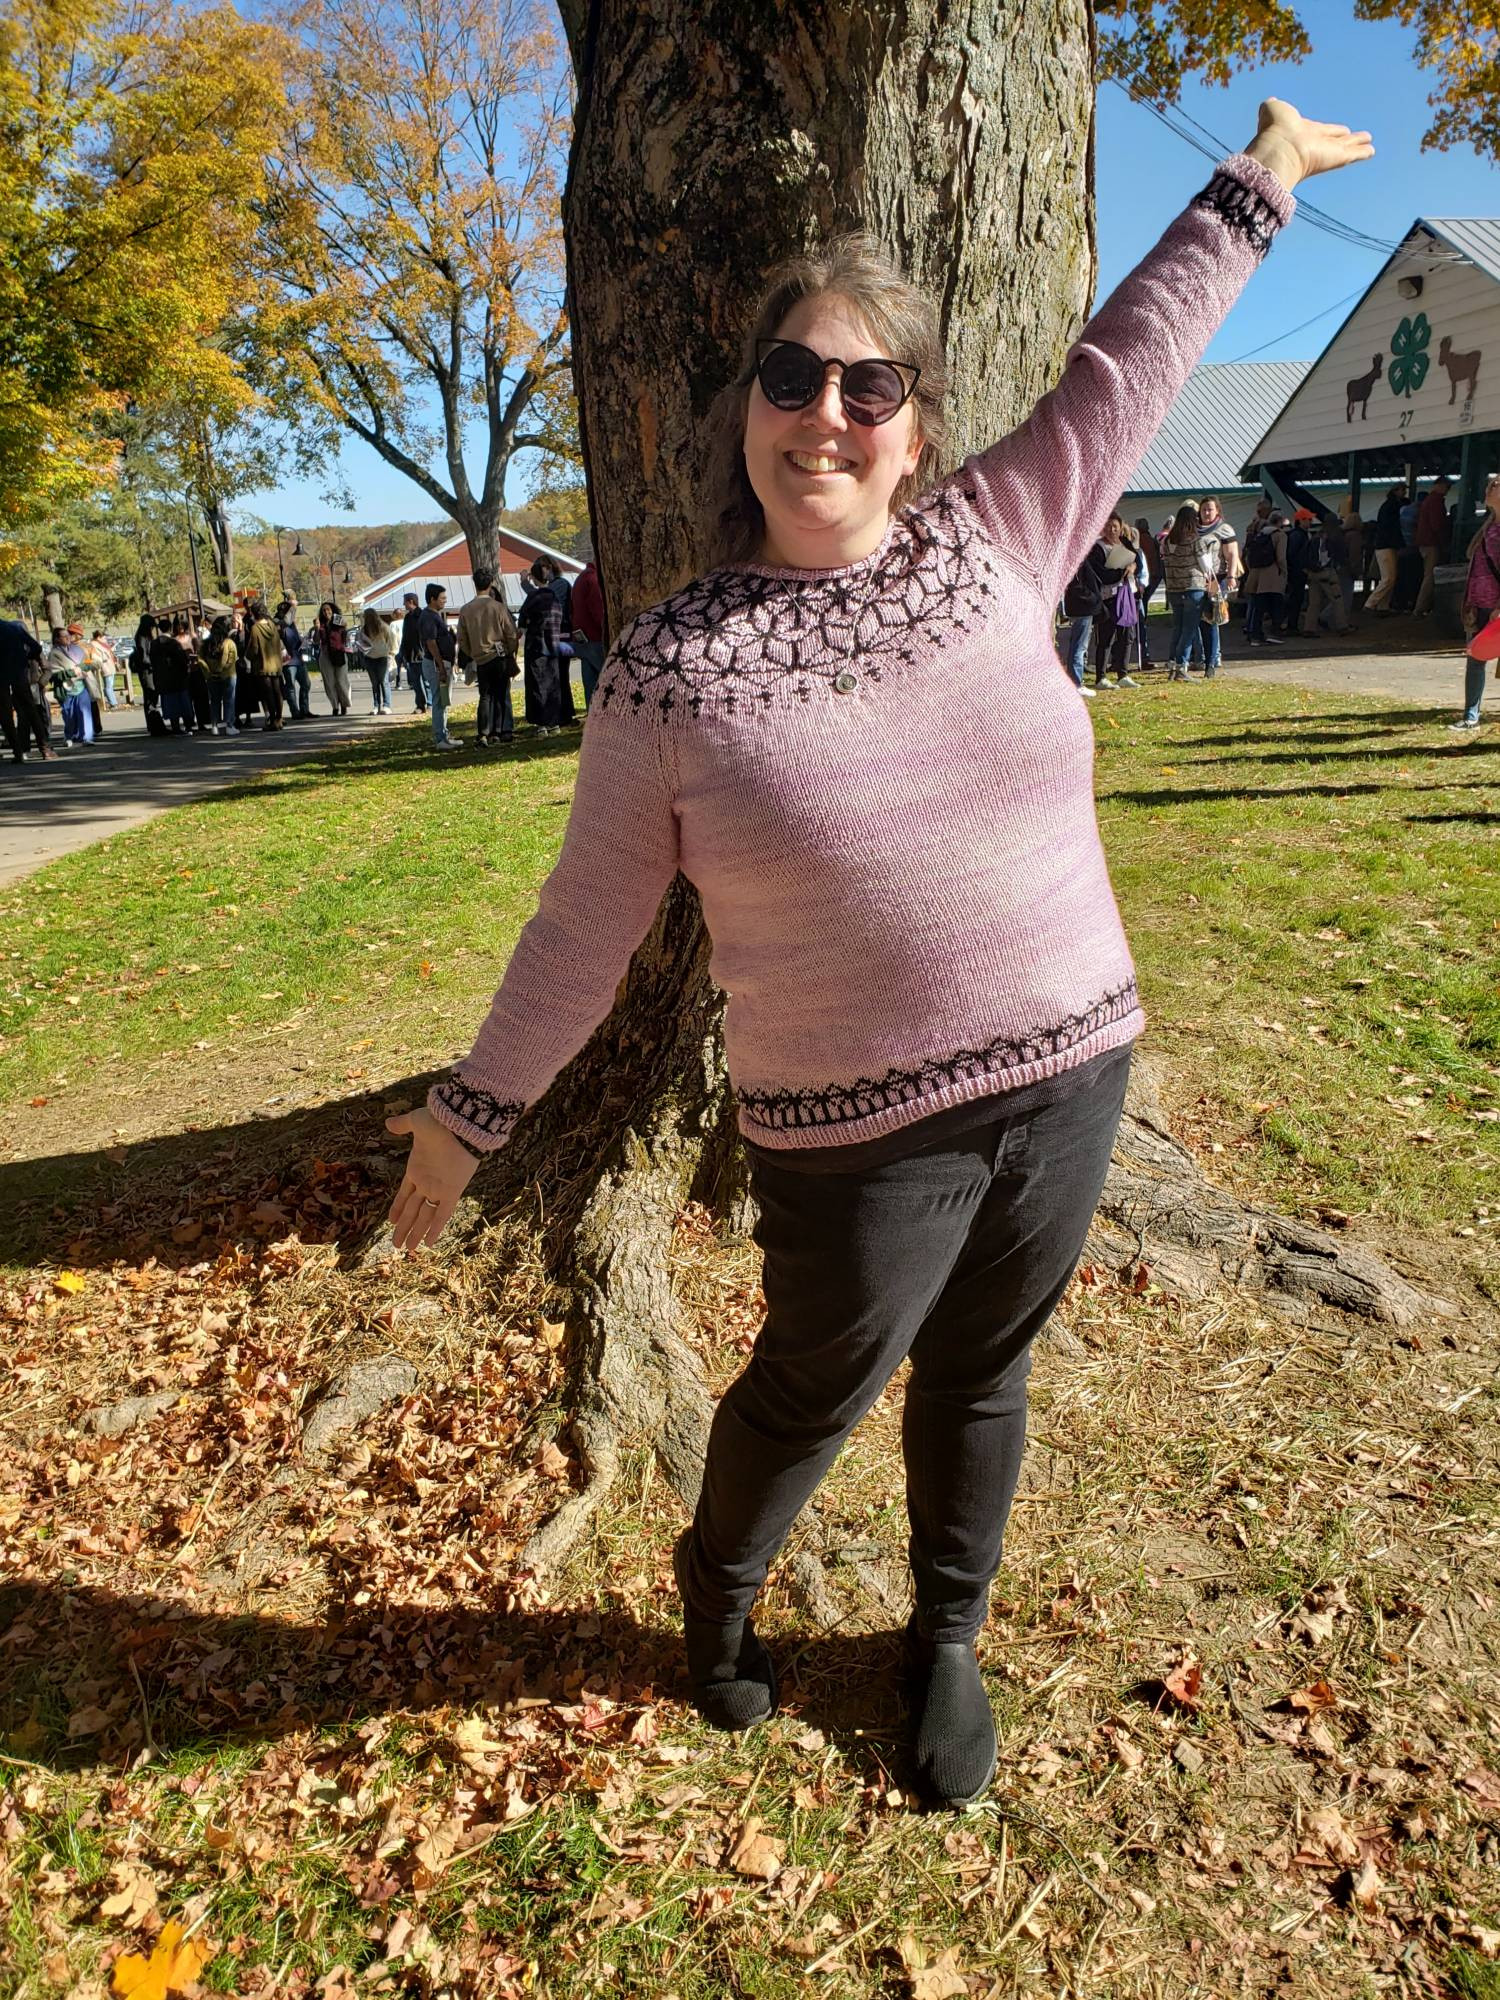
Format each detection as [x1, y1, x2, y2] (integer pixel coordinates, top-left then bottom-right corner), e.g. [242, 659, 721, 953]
[387, 99, 1375, 1809]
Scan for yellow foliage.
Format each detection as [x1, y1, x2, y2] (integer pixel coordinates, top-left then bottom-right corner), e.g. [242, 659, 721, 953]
[110, 1919, 208, 1999]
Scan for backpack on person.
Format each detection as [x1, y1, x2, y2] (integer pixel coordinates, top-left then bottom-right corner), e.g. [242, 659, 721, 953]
[1244, 524, 1275, 570]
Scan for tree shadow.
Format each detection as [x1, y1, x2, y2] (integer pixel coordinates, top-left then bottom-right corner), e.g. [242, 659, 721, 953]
[1173, 739, 1496, 772]
[1179, 710, 1463, 749]
[1110, 776, 1497, 811]
[1406, 810, 1500, 827]
[0, 1576, 912, 1788]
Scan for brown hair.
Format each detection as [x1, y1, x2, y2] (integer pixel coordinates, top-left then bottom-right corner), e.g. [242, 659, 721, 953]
[1168, 502, 1201, 548]
[702, 233, 949, 568]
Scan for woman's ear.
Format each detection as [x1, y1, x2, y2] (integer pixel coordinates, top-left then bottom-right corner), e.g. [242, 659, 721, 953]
[902, 419, 925, 481]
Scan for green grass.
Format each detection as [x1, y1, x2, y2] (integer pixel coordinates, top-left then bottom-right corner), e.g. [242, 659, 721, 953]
[2, 722, 578, 1110]
[5, 683, 1497, 1228]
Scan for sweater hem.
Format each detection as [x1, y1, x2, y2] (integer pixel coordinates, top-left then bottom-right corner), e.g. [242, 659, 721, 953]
[736, 1006, 1145, 1152]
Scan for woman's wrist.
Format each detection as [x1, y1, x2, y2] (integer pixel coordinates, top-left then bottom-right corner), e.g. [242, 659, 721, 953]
[1243, 133, 1304, 193]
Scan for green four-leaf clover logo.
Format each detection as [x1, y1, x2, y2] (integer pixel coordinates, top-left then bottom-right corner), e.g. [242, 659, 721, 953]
[1389, 313, 1430, 398]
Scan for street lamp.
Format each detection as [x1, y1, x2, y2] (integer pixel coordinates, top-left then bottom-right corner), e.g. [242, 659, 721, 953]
[273, 524, 289, 599]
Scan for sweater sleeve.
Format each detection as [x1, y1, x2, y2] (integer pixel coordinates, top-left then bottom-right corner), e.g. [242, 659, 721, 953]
[956, 154, 1295, 610]
[426, 655, 681, 1153]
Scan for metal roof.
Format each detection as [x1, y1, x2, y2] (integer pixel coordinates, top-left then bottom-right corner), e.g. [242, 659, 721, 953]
[1124, 360, 1312, 495]
[1427, 217, 1500, 285]
[357, 525, 584, 603]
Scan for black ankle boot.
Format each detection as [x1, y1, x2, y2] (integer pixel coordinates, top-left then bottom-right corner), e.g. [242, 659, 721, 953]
[673, 1531, 777, 1732]
[906, 1620, 997, 1808]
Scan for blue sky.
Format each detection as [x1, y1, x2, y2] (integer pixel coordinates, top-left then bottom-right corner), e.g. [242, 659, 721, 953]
[246, 11, 1498, 529]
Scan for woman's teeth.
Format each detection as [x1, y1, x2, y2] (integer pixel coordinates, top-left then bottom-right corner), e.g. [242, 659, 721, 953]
[787, 451, 854, 473]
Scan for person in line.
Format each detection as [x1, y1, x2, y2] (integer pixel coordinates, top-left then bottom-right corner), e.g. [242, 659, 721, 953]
[152, 619, 196, 734]
[1367, 482, 1407, 614]
[132, 614, 163, 733]
[0, 617, 51, 762]
[1162, 503, 1216, 678]
[1300, 513, 1351, 636]
[1452, 473, 1500, 731]
[88, 631, 120, 709]
[571, 558, 606, 707]
[1395, 485, 1423, 609]
[1281, 508, 1316, 634]
[384, 103, 1372, 1808]
[518, 560, 569, 735]
[1089, 515, 1140, 690]
[1132, 516, 1162, 666]
[1413, 475, 1452, 617]
[201, 615, 239, 734]
[1338, 502, 1364, 619]
[246, 599, 285, 730]
[278, 600, 311, 719]
[315, 601, 352, 715]
[1194, 497, 1238, 677]
[358, 606, 396, 713]
[1058, 539, 1111, 698]
[418, 582, 459, 749]
[1242, 509, 1289, 645]
[457, 568, 520, 746]
[550, 560, 577, 723]
[397, 592, 427, 711]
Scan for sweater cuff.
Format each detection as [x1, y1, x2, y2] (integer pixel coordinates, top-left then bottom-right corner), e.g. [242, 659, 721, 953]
[427, 1073, 524, 1154]
[1193, 152, 1296, 260]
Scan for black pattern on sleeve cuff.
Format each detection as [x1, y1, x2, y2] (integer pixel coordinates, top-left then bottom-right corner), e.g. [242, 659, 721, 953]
[1192, 170, 1281, 260]
[430, 1075, 524, 1147]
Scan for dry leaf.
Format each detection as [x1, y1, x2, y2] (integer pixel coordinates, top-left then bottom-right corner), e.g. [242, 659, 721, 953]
[897, 1934, 969, 2000]
[1304, 1805, 1360, 1866]
[535, 1440, 570, 1479]
[54, 1271, 86, 1295]
[1110, 1734, 1144, 1770]
[452, 1716, 505, 1776]
[99, 1864, 159, 1926]
[726, 1816, 784, 1881]
[67, 1705, 112, 1738]
[1349, 1859, 1381, 1910]
[1288, 1604, 1337, 1645]
[1465, 1926, 1500, 1959]
[1124, 1886, 1157, 1916]
[1288, 1680, 1338, 1713]
[110, 1919, 208, 1999]
[1161, 1659, 1203, 1710]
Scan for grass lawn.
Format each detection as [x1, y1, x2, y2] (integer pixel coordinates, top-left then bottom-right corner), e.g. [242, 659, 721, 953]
[1, 682, 1498, 1998]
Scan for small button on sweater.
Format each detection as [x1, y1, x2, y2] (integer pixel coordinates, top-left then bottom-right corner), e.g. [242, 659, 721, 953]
[430, 154, 1294, 1158]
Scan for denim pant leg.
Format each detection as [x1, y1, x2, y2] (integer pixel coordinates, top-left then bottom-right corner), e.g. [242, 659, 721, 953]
[1199, 611, 1220, 671]
[682, 1139, 996, 1627]
[1463, 654, 1486, 723]
[1063, 616, 1092, 687]
[424, 663, 450, 741]
[903, 1053, 1130, 1641]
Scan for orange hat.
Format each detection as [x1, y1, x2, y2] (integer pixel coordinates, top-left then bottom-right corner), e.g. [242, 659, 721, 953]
[66, 620, 84, 635]
[1293, 508, 1316, 523]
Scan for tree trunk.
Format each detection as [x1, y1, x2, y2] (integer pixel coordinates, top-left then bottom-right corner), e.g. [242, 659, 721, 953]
[488, 0, 1095, 1568]
[206, 500, 235, 597]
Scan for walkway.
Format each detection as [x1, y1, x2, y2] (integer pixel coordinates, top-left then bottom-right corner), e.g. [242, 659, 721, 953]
[0, 687, 477, 887]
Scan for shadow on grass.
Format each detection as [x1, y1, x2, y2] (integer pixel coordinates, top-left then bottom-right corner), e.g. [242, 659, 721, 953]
[1, 1074, 448, 1272]
[0, 1577, 910, 1782]
[1178, 708, 1460, 742]
[1110, 775, 1498, 812]
[1174, 739, 1497, 772]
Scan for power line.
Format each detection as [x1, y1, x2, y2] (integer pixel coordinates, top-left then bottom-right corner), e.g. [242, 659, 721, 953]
[1227, 285, 1367, 360]
[1107, 80, 1400, 256]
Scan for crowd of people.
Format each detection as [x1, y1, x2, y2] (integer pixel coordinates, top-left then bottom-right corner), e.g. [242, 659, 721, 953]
[0, 552, 609, 765]
[1059, 472, 1500, 726]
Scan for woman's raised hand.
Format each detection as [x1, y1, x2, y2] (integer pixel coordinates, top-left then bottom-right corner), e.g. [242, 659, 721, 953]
[385, 1106, 481, 1249]
[1246, 99, 1375, 192]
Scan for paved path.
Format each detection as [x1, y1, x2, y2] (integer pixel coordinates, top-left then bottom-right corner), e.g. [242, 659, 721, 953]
[0, 687, 478, 888]
[1215, 627, 1461, 709]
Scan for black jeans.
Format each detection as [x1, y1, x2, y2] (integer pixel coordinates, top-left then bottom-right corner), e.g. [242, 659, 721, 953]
[475, 659, 514, 739]
[680, 1048, 1130, 1645]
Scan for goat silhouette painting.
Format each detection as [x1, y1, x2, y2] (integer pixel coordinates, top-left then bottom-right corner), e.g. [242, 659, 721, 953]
[1438, 335, 1481, 406]
[1346, 353, 1383, 420]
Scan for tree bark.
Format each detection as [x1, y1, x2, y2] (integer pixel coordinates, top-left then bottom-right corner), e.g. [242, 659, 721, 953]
[489, 1, 1095, 1568]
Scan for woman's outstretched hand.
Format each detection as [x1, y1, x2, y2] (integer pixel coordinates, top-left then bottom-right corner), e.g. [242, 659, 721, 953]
[1246, 99, 1375, 193]
[386, 1107, 480, 1249]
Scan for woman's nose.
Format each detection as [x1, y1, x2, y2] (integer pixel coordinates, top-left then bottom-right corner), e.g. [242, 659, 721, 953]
[802, 370, 848, 429]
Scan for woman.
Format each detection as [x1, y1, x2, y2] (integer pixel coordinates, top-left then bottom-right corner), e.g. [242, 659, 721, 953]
[1452, 474, 1500, 732]
[1089, 514, 1141, 690]
[518, 561, 568, 735]
[1161, 504, 1218, 679]
[201, 615, 239, 735]
[386, 103, 1371, 1808]
[1242, 510, 1289, 646]
[151, 618, 196, 735]
[184, 618, 212, 733]
[359, 607, 395, 713]
[315, 602, 351, 715]
[1133, 516, 1163, 664]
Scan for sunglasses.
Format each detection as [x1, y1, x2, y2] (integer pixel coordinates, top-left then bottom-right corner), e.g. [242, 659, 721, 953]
[754, 339, 920, 427]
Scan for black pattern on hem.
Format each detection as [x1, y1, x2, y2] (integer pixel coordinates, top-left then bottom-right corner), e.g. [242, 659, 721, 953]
[596, 481, 1007, 721]
[1192, 170, 1280, 260]
[736, 982, 1140, 1135]
[432, 1076, 524, 1141]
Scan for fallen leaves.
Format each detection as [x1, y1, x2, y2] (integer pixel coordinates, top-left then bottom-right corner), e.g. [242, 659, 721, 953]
[725, 1816, 784, 1881]
[897, 1933, 969, 1999]
[110, 1920, 208, 1999]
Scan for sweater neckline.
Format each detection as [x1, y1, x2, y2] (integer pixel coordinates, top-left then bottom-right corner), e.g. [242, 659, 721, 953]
[734, 514, 909, 584]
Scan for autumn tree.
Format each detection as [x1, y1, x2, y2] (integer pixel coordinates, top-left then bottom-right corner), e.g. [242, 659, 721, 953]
[257, 0, 575, 573]
[1095, 0, 1499, 162]
[0, 0, 285, 561]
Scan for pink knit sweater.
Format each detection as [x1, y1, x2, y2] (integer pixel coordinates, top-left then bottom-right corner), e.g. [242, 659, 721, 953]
[431, 155, 1294, 1156]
